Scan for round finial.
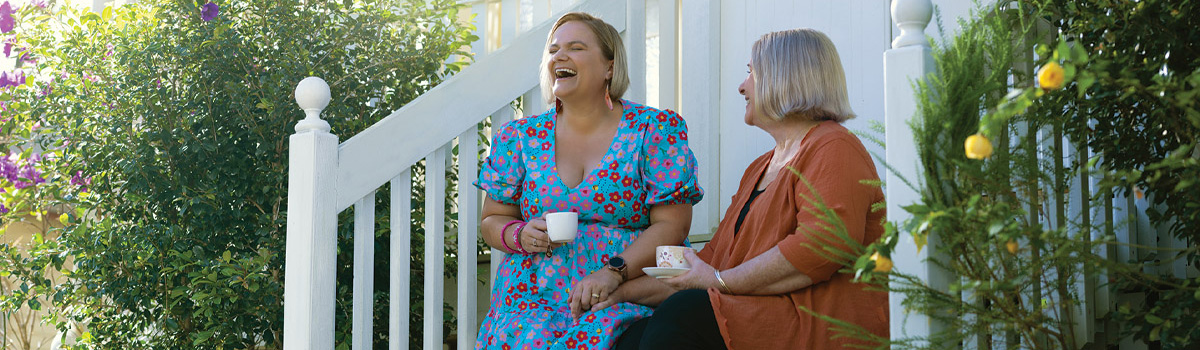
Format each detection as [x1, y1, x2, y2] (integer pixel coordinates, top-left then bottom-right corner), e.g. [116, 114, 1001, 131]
[294, 77, 331, 133]
[891, 0, 933, 49]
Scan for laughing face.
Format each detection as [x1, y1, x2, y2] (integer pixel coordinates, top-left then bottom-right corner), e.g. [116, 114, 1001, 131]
[547, 21, 613, 104]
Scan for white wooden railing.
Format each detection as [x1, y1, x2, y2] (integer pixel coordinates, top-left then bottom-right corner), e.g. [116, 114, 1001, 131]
[884, 0, 1194, 349]
[284, 0, 1192, 348]
[283, 1, 639, 349]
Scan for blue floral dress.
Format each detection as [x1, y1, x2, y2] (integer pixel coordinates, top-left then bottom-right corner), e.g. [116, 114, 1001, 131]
[474, 100, 704, 350]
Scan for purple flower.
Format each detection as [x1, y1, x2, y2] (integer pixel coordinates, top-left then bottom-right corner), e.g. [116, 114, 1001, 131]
[3, 36, 12, 57]
[0, 204, 7, 214]
[71, 171, 92, 193]
[0, 1, 13, 33]
[0, 71, 10, 88]
[200, 2, 219, 22]
[30, 0, 46, 8]
[14, 163, 42, 189]
[0, 155, 17, 182]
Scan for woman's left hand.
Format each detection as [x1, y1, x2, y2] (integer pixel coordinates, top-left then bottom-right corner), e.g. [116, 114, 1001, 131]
[569, 269, 622, 318]
[660, 250, 722, 291]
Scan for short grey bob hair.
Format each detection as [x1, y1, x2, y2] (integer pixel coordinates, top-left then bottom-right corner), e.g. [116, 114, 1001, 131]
[751, 28, 855, 122]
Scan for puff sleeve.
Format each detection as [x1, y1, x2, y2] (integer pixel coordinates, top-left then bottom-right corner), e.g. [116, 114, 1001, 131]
[475, 120, 526, 205]
[639, 110, 704, 206]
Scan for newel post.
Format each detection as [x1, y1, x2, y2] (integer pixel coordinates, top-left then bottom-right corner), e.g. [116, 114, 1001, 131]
[884, 0, 947, 345]
[284, 77, 338, 350]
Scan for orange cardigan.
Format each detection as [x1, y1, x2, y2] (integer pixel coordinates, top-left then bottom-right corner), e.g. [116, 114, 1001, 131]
[697, 121, 889, 349]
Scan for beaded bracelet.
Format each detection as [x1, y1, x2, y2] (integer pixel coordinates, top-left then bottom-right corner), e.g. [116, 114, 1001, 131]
[512, 221, 531, 254]
[500, 220, 523, 254]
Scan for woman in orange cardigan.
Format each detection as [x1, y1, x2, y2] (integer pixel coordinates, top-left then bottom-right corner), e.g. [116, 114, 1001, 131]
[595, 28, 889, 349]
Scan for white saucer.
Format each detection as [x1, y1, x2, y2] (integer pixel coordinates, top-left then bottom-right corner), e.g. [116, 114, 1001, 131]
[550, 238, 574, 244]
[642, 267, 689, 279]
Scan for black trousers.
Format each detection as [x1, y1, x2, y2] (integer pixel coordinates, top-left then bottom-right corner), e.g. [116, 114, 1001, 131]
[617, 289, 728, 350]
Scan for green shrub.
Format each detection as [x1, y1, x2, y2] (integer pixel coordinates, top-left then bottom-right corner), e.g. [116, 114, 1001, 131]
[819, 1, 1198, 349]
[0, 0, 476, 348]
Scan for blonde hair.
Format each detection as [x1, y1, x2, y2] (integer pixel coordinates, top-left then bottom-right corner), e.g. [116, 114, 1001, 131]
[540, 12, 629, 106]
[751, 28, 855, 122]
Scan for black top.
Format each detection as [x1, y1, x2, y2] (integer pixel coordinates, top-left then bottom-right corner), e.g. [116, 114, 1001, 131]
[734, 188, 766, 234]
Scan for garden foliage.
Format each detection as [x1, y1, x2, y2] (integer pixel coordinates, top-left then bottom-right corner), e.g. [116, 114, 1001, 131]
[0, 0, 477, 348]
[814, 1, 1198, 349]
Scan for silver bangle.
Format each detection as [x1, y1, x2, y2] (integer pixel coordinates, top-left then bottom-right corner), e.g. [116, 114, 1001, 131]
[714, 270, 733, 294]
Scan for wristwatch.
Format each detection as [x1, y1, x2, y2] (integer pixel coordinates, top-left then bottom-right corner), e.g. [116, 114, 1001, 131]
[606, 255, 628, 280]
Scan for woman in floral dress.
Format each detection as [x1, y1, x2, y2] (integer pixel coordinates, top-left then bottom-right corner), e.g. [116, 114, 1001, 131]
[474, 12, 704, 350]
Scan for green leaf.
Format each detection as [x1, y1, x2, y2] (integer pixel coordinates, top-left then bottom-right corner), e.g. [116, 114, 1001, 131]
[1146, 314, 1165, 325]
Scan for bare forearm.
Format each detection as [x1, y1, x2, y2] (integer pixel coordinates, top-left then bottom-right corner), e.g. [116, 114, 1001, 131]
[722, 247, 812, 295]
[481, 197, 525, 254]
[616, 276, 679, 307]
[621, 204, 692, 280]
[481, 214, 522, 253]
[621, 224, 687, 280]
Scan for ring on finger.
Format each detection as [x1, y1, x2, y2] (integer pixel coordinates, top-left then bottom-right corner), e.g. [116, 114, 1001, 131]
[591, 293, 601, 298]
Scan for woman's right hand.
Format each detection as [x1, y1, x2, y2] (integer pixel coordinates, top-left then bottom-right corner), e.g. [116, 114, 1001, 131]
[517, 218, 561, 253]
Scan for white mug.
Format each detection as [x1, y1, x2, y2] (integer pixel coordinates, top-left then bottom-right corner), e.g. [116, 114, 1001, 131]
[545, 212, 579, 243]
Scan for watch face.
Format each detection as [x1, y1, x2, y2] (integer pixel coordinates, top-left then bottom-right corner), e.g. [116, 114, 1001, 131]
[609, 256, 625, 268]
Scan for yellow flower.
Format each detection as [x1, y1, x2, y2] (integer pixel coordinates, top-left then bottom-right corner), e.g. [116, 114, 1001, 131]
[1038, 61, 1065, 90]
[1006, 240, 1019, 254]
[871, 252, 893, 273]
[964, 134, 994, 159]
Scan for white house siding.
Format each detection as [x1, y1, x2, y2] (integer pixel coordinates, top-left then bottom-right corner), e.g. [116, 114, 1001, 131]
[702, 0, 975, 225]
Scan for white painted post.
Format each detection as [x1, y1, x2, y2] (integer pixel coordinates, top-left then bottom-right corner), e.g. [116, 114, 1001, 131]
[457, 128, 481, 350]
[424, 145, 450, 350]
[471, 1, 490, 59]
[549, 0, 573, 17]
[656, 0, 677, 111]
[285, 77, 338, 350]
[624, 0, 647, 103]
[390, 171, 412, 350]
[502, 0, 519, 46]
[531, 0, 551, 25]
[679, 0, 720, 236]
[352, 192, 376, 350]
[884, 0, 944, 345]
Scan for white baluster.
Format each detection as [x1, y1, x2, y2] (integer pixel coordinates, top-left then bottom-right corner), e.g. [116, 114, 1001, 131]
[391, 171, 412, 350]
[656, 0, 677, 111]
[624, 0, 647, 103]
[679, 0, 720, 236]
[353, 192, 376, 350]
[425, 145, 449, 350]
[285, 77, 338, 350]
[457, 128, 481, 350]
[884, 0, 942, 346]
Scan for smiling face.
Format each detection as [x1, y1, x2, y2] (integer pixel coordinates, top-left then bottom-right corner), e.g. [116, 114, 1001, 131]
[546, 21, 613, 104]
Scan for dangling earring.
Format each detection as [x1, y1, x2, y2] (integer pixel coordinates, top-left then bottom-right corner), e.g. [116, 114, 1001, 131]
[556, 98, 563, 114]
[604, 81, 613, 111]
